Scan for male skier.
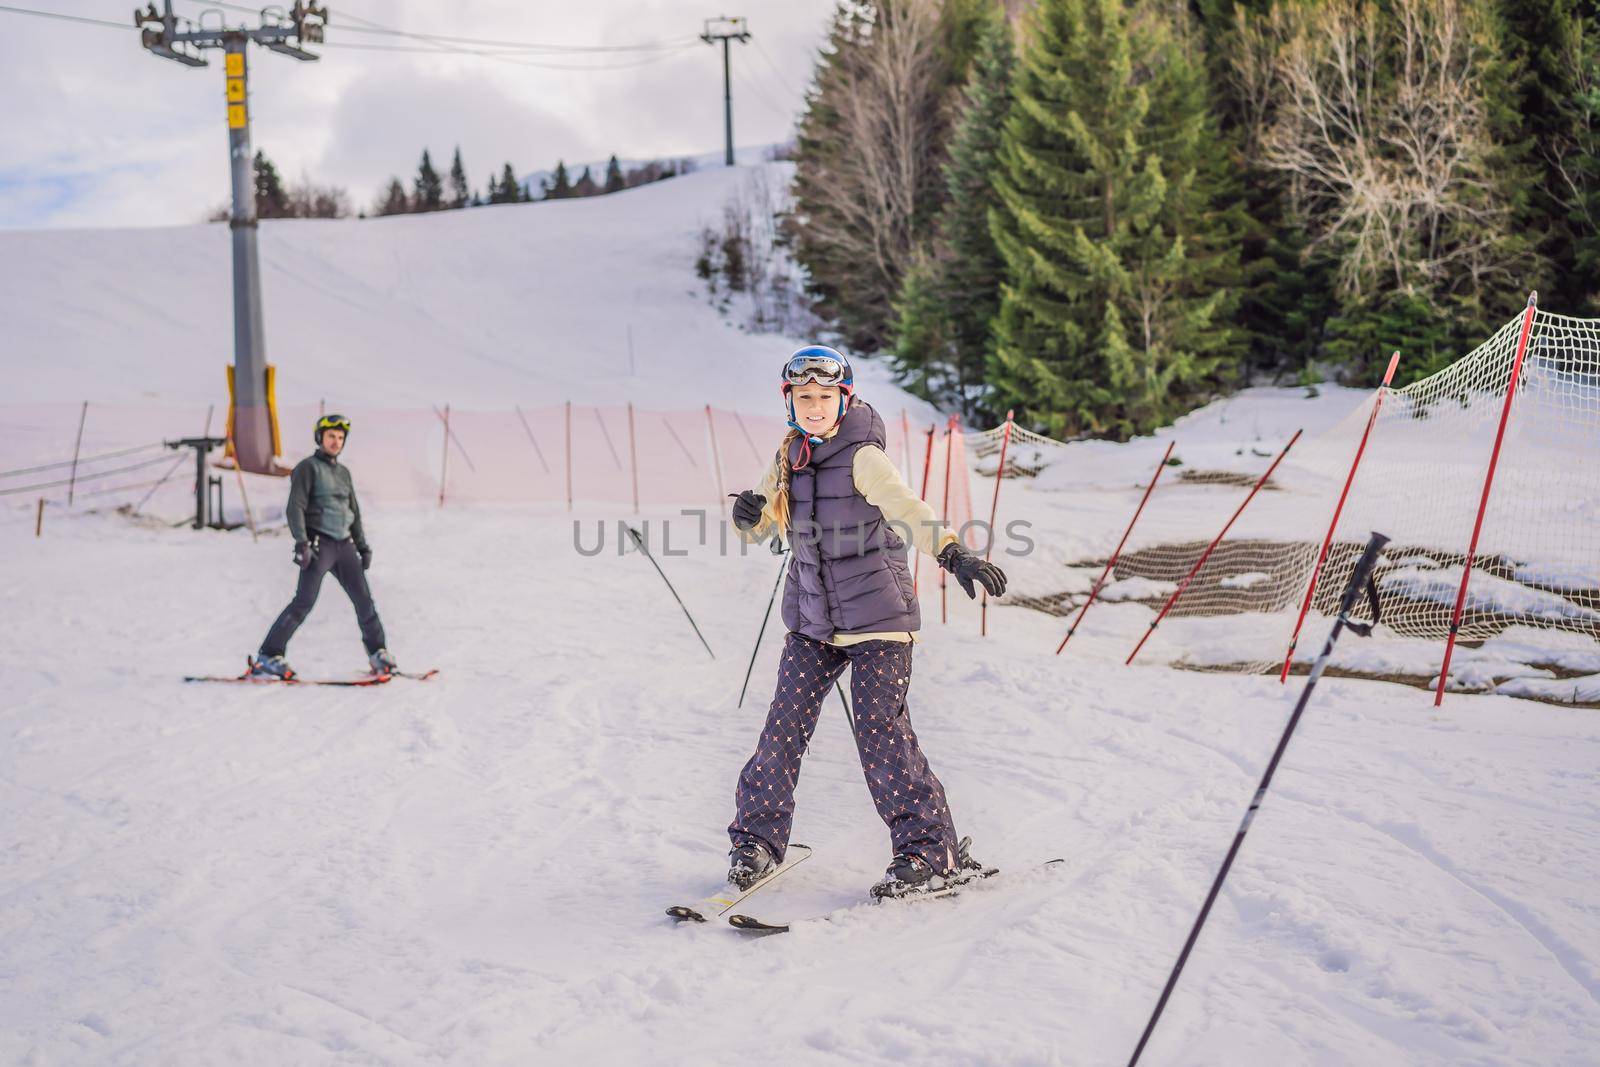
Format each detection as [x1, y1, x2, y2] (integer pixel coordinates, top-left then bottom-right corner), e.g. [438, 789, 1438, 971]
[250, 413, 397, 679]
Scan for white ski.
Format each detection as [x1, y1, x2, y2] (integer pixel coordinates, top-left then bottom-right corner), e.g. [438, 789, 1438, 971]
[666, 843, 814, 924]
[727, 857, 1065, 934]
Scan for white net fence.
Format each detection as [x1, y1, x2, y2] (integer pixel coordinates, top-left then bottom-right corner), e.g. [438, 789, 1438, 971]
[977, 304, 1600, 699]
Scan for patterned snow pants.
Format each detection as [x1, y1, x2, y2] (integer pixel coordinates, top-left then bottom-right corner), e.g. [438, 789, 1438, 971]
[729, 633, 961, 874]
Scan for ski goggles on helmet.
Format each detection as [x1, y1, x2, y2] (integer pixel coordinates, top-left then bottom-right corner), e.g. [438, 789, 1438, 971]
[316, 414, 352, 435]
[783, 350, 851, 390]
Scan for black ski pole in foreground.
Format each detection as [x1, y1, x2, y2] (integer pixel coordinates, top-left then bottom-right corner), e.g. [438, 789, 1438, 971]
[625, 524, 715, 660]
[1126, 530, 1390, 1067]
[739, 544, 789, 707]
[836, 681, 854, 731]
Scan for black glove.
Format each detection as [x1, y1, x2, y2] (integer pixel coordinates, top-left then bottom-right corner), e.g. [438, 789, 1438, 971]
[938, 542, 1007, 599]
[293, 540, 315, 570]
[731, 490, 767, 531]
[359, 546, 373, 571]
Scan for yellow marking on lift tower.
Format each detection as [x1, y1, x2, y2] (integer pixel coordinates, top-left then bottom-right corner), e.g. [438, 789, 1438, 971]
[225, 52, 244, 76]
[226, 79, 246, 103]
[228, 104, 247, 129]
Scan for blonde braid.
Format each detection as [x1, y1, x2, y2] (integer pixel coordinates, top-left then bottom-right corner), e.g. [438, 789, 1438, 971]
[771, 427, 802, 533]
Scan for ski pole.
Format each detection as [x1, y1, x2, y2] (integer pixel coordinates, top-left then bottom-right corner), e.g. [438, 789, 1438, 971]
[739, 545, 789, 708]
[836, 681, 853, 731]
[1126, 530, 1389, 1067]
[625, 524, 715, 660]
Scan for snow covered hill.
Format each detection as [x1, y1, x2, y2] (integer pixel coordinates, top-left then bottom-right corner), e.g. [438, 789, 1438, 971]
[0, 162, 901, 414]
[2, 159, 1598, 1065]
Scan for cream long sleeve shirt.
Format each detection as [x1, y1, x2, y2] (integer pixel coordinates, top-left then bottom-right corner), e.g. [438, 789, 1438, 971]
[739, 441, 957, 646]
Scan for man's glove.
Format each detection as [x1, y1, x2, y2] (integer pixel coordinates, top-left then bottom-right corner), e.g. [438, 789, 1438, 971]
[293, 540, 315, 570]
[731, 490, 767, 531]
[359, 546, 373, 571]
[937, 541, 1007, 599]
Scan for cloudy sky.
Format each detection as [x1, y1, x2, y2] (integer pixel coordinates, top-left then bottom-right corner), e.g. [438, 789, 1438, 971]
[0, 1, 835, 230]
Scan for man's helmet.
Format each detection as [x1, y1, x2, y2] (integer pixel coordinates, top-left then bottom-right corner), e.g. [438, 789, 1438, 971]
[315, 413, 351, 446]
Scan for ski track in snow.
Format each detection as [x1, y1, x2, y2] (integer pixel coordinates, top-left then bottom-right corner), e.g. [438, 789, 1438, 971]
[2, 505, 1598, 1066]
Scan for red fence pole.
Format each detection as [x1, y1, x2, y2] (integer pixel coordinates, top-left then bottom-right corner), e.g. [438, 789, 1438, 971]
[706, 405, 727, 514]
[565, 400, 573, 512]
[1278, 352, 1400, 682]
[940, 415, 956, 624]
[66, 401, 88, 506]
[626, 401, 640, 515]
[1126, 429, 1303, 666]
[1057, 440, 1175, 655]
[437, 403, 450, 508]
[913, 421, 936, 595]
[1435, 293, 1539, 706]
[981, 410, 1015, 637]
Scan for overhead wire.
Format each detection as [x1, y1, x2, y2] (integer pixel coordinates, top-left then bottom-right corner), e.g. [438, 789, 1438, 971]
[0, 4, 135, 30]
[5, 3, 721, 74]
[751, 36, 806, 100]
[185, 0, 697, 57]
[733, 61, 799, 126]
[319, 38, 696, 72]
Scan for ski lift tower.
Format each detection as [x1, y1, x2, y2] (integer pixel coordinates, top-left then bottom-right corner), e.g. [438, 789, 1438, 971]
[700, 16, 749, 167]
[135, 1, 328, 476]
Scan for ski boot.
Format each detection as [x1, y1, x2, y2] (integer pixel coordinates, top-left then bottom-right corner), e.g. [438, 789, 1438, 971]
[871, 836, 985, 900]
[248, 654, 295, 681]
[728, 840, 776, 890]
[368, 648, 397, 677]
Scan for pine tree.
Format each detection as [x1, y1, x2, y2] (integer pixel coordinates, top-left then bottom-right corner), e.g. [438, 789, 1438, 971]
[546, 161, 573, 199]
[497, 162, 523, 203]
[447, 146, 470, 209]
[1499, 0, 1584, 312]
[375, 177, 410, 216]
[485, 171, 501, 204]
[573, 165, 600, 197]
[253, 150, 291, 218]
[892, 8, 1014, 416]
[1571, 15, 1600, 313]
[414, 149, 444, 212]
[1196, 0, 1333, 380]
[989, 0, 1242, 439]
[604, 154, 626, 194]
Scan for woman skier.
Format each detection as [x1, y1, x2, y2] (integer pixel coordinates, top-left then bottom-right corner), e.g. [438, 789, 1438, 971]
[727, 346, 1008, 899]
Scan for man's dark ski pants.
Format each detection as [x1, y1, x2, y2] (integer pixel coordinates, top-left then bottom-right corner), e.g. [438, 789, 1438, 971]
[260, 537, 386, 658]
[729, 632, 961, 873]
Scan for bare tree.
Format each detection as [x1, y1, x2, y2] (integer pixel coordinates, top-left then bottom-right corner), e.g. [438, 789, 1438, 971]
[790, 0, 953, 350]
[1248, 0, 1531, 305]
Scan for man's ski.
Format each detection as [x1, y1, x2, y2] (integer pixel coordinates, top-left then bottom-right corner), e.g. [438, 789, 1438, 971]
[666, 843, 813, 924]
[727, 858, 1064, 934]
[183, 672, 392, 687]
[184, 662, 437, 686]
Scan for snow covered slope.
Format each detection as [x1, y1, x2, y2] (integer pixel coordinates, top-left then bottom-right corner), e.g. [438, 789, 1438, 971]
[2, 505, 1597, 1066]
[0, 163, 908, 414]
[2, 156, 1598, 1066]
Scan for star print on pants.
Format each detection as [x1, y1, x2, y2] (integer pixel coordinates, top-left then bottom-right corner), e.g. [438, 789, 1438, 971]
[728, 632, 960, 873]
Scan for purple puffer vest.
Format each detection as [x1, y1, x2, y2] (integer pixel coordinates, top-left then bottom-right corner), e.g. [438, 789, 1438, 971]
[780, 400, 921, 642]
